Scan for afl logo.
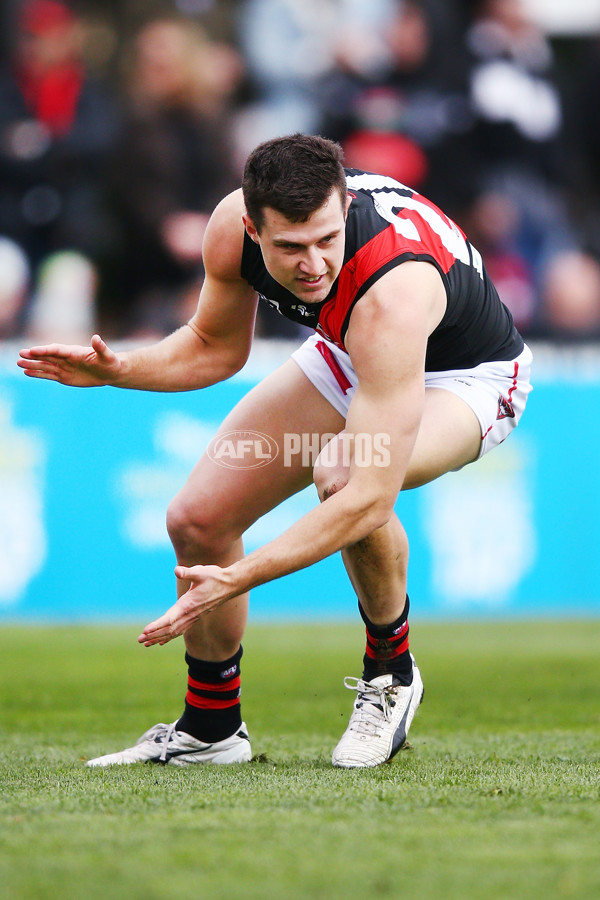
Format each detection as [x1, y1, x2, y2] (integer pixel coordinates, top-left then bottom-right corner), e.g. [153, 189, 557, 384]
[207, 430, 279, 469]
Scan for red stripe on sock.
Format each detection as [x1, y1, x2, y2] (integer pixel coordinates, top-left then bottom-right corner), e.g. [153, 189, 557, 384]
[386, 636, 409, 657]
[188, 675, 241, 693]
[364, 635, 409, 659]
[366, 621, 408, 647]
[185, 691, 240, 710]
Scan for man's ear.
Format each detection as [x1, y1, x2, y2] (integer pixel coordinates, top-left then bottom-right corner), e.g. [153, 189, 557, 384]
[242, 214, 260, 243]
[344, 193, 352, 216]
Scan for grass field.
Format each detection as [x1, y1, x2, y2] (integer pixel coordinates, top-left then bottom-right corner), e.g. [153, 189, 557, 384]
[1, 620, 599, 900]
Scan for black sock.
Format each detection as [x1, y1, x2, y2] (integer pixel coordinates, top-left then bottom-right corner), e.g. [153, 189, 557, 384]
[176, 647, 243, 742]
[359, 597, 413, 686]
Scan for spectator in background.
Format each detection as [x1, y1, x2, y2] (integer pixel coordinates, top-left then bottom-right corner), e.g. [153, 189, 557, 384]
[319, 0, 471, 212]
[461, 190, 537, 334]
[0, 236, 30, 339]
[536, 251, 600, 341]
[569, 31, 600, 262]
[102, 17, 243, 338]
[234, 0, 396, 156]
[0, 0, 118, 340]
[463, 0, 575, 286]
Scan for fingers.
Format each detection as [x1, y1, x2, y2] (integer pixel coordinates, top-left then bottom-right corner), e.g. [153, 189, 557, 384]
[19, 342, 81, 360]
[18, 335, 107, 364]
[138, 595, 194, 647]
[17, 334, 118, 387]
[138, 604, 220, 647]
[17, 349, 80, 385]
[17, 362, 61, 380]
[138, 613, 179, 647]
[17, 355, 69, 381]
[18, 345, 83, 382]
[138, 628, 174, 648]
[138, 586, 228, 649]
[138, 612, 198, 646]
[90, 333, 114, 362]
[140, 565, 232, 648]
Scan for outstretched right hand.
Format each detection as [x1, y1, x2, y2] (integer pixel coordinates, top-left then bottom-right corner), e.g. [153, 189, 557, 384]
[17, 333, 123, 388]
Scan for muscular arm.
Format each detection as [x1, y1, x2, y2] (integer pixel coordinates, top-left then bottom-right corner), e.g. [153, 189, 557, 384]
[225, 263, 443, 580]
[18, 191, 258, 392]
[140, 262, 446, 643]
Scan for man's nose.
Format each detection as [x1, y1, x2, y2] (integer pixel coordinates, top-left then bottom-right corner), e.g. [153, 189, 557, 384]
[298, 247, 324, 274]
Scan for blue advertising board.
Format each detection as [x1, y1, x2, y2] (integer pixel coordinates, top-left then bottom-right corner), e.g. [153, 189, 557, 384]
[1, 340, 598, 621]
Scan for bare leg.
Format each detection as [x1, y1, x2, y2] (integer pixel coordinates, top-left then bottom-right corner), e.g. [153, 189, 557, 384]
[340, 515, 409, 623]
[314, 388, 482, 625]
[166, 358, 344, 660]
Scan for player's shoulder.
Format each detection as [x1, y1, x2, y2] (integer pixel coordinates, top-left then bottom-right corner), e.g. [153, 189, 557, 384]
[344, 167, 412, 194]
[203, 189, 247, 281]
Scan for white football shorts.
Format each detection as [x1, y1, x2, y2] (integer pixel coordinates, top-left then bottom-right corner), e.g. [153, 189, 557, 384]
[291, 333, 533, 459]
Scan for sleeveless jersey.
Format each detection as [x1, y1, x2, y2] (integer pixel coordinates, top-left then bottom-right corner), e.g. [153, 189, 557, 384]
[240, 168, 524, 371]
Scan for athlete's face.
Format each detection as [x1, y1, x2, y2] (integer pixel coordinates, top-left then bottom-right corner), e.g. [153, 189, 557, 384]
[243, 191, 350, 303]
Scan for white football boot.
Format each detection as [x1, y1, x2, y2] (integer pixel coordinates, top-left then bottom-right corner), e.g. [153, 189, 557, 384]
[332, 657, 424, 768]
[86, 722, 251, 767]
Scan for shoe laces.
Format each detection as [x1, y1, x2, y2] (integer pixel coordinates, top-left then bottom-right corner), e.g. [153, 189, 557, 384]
[343, 677, 397, 734]
[138, 722, 177, 760]
[157, 723, 177, 762]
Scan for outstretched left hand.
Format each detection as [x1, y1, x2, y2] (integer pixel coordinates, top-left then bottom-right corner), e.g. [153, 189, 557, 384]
[138, 564, 235, 647]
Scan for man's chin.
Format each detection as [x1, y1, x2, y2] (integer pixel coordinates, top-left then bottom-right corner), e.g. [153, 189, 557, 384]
[293, 283, 330, 303]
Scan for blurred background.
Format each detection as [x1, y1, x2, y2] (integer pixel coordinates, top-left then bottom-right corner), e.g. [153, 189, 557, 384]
[1, 0, 599, 621]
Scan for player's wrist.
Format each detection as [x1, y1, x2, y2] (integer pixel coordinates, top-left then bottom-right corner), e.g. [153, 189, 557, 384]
[225, 559, 253, 598]
[109, 352, 131, 387]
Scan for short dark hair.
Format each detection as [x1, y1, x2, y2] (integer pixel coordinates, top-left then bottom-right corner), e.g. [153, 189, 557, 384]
[242, 133, 347, 232]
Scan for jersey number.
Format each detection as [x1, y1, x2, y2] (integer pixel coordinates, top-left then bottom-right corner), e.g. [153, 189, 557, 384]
[347, 172, 483, 279]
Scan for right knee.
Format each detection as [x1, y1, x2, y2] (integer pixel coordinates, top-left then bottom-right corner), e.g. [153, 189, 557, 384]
[166, 491, 239, 562]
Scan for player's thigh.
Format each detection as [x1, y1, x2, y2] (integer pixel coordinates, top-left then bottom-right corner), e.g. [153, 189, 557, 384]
[403, 387, 482, 490]
[176, 358, 346, 532]
[314, 386, 482, 497]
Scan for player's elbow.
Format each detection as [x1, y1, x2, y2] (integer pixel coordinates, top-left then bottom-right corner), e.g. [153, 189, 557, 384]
[215, 351, 248, 381]
[196, 346, 250, 387]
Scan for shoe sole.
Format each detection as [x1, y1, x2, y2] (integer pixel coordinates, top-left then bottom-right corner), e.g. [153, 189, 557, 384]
[166, 743, 252, 766]
[86, 745, 251, 767]
[86, 726, 252, 767]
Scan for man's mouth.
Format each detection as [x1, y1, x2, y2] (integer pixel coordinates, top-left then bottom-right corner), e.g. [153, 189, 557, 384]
[298, 274, 325, 286]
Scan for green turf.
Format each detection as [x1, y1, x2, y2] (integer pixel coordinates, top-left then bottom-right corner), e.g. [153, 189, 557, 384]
[1, 621, 599, 900]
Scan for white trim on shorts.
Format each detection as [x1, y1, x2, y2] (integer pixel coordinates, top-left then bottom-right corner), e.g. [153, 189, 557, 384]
[291, 333, 533, 459]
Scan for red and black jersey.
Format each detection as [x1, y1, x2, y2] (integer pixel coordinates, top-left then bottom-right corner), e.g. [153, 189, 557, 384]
[240, 169, 524, 371]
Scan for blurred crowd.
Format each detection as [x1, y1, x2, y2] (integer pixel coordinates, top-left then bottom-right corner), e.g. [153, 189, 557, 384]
[2, 0, 600, 344]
